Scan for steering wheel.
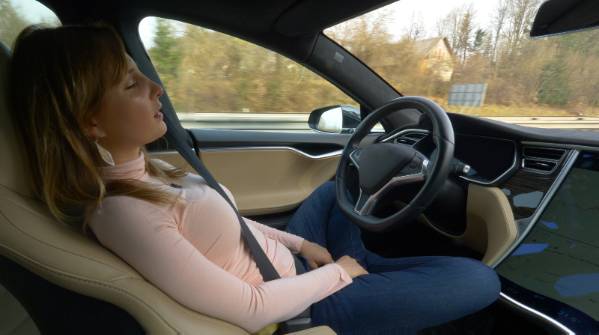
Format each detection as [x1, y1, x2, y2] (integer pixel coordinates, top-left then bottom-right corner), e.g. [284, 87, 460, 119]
[335, 96, 455, 232]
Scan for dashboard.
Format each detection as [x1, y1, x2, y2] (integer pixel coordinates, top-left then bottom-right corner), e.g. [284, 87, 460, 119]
[382, 128, 575, 225]
[496, 151, 599, 328]
[385, 129, 518, 185]
[380, 121, 599, 333]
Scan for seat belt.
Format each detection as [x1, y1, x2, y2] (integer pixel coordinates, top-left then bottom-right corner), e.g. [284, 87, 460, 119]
[165, 119, 279, 281]
[163, 111, 312, 332]
[182, 129, 279, 277]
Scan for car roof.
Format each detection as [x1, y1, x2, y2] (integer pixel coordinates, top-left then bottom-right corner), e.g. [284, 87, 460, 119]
[40, 0, 395, 36]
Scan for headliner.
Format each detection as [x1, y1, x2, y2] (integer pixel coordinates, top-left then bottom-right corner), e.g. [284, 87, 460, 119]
[39, 0, 396, 37]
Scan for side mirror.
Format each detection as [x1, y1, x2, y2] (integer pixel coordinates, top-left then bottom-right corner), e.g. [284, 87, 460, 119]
[308, 105, 361, 134]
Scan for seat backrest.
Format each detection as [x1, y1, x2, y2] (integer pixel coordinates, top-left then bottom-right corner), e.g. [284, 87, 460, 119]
[0, 41, 247, 335]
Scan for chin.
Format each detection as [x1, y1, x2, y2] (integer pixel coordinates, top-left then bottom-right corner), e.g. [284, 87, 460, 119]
[144, 124, 168, 145]
[159, 121, 167, 134]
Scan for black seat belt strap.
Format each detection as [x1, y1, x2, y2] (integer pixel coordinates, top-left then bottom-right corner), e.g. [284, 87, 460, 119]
[186, 128, 202, 160]
[164, 114, 281, 281]
[163, 110, 312, 332]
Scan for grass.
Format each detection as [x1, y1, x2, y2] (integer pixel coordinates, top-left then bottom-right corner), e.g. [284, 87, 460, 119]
[421, 95, 599, 117]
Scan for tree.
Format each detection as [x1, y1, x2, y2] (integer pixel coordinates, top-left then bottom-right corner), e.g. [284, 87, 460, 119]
[149, 19, 181, 89]
[505, 0, 539, 55]
[436, 8, 463, 51]
[455, 7, 474, 63]
[537, 54, 570, 106]
[490, 0, 508, 63]
[405, 11, 425, 41]
[472, 29, 487, 53]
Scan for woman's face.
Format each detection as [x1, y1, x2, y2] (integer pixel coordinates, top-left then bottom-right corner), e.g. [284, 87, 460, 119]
[88, 54, 166, 153]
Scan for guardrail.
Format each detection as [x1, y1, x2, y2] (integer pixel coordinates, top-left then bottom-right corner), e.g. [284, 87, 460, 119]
[177, 113, 599, 131]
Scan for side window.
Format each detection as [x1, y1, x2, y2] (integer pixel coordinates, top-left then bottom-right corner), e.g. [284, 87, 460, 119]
[139, 17, 362, 131]
[0, 0, 60, 48]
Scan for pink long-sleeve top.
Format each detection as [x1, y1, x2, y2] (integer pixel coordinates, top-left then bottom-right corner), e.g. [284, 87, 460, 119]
[87, 151, 353, 333]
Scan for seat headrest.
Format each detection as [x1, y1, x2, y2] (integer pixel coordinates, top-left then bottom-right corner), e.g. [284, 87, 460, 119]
[0, 42, 32, 197]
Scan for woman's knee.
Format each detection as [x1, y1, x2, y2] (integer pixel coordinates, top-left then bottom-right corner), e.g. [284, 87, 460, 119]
[444, 257, 501, 309]
[317, 180, 336, 197]
[310, 180, 337, 207]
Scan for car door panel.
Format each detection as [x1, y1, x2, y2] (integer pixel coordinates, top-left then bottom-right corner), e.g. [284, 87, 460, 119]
[151, 148, 340, 216]
[149, 128, 380, 216]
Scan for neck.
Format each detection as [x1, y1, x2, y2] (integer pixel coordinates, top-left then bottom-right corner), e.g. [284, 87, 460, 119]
[98, 147, 146, 181]
[100, 141, 142, 165]
[111, 148, 142, 165]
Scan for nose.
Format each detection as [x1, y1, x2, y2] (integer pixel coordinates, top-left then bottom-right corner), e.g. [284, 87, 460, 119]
[153, 81, 164, 98]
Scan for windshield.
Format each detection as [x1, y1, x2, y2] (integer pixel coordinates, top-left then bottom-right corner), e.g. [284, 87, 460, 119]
[325, 0, 599, 128]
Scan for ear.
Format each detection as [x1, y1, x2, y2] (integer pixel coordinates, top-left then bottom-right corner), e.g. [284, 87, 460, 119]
[83, 116, 107, 140]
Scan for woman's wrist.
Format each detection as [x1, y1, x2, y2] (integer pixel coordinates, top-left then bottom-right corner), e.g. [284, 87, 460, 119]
[298, 239, 307, 253]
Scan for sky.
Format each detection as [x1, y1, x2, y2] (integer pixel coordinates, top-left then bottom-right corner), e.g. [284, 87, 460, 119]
[139, 17, 156, 48]
[9, 0, 55, 22]
[141, 0, 503, 47]
[10, 0, 531, 48]
[383, 0, 498, 39]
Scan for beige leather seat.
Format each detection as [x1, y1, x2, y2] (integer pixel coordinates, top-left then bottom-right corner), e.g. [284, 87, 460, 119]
[0, 42, 334, 335]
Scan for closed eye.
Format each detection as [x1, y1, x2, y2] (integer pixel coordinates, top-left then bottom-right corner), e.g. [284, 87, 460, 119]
[126, 81, 137, 89]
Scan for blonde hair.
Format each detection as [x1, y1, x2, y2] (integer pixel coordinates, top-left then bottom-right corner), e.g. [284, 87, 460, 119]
[9, 22, 187, 237]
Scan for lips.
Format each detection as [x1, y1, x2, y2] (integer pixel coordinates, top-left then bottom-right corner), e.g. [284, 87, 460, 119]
[154, 102, 164, 119]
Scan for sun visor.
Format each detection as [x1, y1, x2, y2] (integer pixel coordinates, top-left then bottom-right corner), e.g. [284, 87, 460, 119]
[274, 0, 395, 37]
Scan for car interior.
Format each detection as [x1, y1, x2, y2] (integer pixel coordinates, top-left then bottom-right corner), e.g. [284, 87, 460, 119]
[1, 0, 599, 334]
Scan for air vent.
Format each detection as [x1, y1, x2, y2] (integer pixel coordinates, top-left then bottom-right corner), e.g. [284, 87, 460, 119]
[522, 159, 557, 172]
[523, 147, 566, 161]
[395, 132, 428, 145]
[522, 146, 567, 173]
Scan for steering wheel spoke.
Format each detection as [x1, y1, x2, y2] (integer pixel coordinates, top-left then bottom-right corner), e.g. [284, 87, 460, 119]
[349, 147, 362, 170]
[397, 152, 429, 178]
[336, 96, 454, 232]
[353, 158, 428, 216]
[353, 189, 375, 215]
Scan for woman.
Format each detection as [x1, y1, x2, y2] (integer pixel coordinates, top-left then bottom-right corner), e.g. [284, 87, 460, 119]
[9, 22, 501, 335]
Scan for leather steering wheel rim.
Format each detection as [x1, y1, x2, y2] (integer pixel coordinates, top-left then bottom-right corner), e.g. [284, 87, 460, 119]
[335, 96, 455, 233]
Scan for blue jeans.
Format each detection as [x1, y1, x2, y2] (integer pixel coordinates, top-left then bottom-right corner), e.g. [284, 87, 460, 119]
[285, 181, 501, 335]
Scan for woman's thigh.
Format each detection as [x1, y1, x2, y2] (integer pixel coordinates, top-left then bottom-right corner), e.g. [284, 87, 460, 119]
[285, 181, 369, 266]
[286, 181, 501, 333]
[311, 255, 501, 335]
[285, 181, 335, 247]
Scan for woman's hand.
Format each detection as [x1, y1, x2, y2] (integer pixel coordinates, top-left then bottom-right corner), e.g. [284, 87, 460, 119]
[335, 255, 369, 278]
[299, 240, 334, 270]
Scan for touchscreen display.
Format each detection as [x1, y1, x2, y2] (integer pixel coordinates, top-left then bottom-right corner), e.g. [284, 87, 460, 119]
[497, 151, 599, 320]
